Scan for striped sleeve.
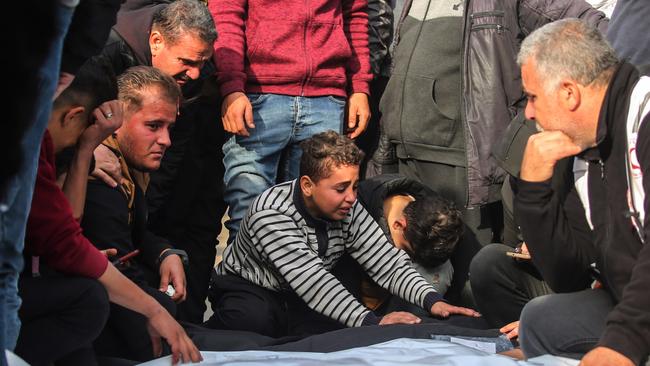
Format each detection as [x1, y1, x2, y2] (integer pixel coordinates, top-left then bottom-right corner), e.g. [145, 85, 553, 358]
[345, 202, 442, 311]
[248, 209, 374, 327]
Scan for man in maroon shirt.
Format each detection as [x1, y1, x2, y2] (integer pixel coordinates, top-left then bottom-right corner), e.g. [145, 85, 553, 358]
[17, 60, 201, 365]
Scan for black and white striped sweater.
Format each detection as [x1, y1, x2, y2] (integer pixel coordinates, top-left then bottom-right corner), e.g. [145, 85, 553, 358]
[216, 180, 441, 327]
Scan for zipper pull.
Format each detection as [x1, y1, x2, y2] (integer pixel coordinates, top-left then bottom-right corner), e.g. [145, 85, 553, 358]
[599, 159, 605, 180]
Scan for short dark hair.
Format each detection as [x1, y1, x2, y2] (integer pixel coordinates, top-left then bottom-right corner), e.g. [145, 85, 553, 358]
[403, 194, 463, 268]
[118, 66, 181, 113]
[53, 57, 118, 176]
[53, 57, 118, 116]
[299, 130, 365, 182]
[152, 0, 217, 45]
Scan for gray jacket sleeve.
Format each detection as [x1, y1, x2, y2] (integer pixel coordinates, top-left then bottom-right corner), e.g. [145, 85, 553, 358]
[518, 0, 609, 36]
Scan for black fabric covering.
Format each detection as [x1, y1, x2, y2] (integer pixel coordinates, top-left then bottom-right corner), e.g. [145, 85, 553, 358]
[188, 318, 495, 353]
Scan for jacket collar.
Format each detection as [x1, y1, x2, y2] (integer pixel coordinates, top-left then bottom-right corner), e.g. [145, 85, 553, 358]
[101, 135, 149, 223]
[580, 62, 639, 161]
[113, 2, 166, 67]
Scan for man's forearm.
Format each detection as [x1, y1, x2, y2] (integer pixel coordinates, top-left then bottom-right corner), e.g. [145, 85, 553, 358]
[98, 262, 165, 319]
[62, 145, 95, 221]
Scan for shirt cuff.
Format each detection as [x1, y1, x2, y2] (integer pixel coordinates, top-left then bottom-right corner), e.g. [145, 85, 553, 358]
[514, 178, 553, 203]
[361, 311, 381, 326]
[350, 79, 371, 95]
[423, 291, 446, 312]
[218, 77, 246, 97]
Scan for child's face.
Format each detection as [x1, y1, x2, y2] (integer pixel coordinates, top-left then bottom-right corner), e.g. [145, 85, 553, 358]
[305, 164, 359, 221]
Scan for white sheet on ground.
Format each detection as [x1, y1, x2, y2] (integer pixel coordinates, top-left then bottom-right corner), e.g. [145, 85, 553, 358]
[137, 338, 580, 366]
[5, 350, 29, 366]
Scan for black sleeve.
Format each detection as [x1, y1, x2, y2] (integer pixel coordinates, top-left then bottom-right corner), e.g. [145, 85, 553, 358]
[61, 0, 123, 75]
[513, 173, 597, 293]
[600, 115, 650, 364]
[81, 180, 171, 270]
[81, 180, 137, 256]
[132, 184, 172, 270]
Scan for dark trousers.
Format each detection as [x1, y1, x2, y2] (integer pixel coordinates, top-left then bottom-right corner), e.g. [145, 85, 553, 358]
[94, 285, 176, 362]
[15, 275, 109, 366]
[470, 243, 553, 327]
[519, 289, 614, 359]
[206, 274, 345, 338]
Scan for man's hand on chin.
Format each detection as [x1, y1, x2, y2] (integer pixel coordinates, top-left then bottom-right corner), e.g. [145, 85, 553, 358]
[520, 131, 582, 182]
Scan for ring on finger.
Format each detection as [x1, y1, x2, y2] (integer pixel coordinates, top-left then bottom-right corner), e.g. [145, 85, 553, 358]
[105, 111, 113, 119]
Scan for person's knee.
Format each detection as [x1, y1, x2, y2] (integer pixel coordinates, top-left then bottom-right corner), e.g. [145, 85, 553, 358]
[209, 289, 280, 337]
[223, 169, 269, 204]
[519, 294, 555, 358]
[469, 244, 511, 291]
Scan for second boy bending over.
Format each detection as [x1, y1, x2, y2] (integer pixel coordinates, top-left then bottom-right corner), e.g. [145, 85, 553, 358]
[207, 131, 479, 337]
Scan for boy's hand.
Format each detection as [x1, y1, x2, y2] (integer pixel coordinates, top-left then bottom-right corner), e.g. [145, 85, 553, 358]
[430, 301, 481, 318]
[379, 311, 421, 325]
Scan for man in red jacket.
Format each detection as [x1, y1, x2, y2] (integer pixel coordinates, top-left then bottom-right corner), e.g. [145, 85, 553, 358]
[17, 61, 201, 365]
[209, 0, 373, 244]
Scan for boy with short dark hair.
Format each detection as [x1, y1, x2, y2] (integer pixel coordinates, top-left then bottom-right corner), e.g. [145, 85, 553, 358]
[333, 174, 463, 313]
[207, 131, 478, 337]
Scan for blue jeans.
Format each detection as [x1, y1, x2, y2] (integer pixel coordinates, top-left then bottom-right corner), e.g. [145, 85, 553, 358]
[222, 94, 344, 243]
[0, 3, 74, 359]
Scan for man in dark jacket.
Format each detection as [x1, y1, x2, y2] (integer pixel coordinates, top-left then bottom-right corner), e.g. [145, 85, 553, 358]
[514, 19, 649, 365]
[93, 0, 224, 323]
[470, 116, 594, 328]
[81, 66, 189, 362]
[377, 0, 608, 305]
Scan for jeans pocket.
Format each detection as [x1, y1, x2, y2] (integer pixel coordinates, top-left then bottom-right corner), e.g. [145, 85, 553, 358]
[247, 93, 270, 106]
[327, 95, 347, 106]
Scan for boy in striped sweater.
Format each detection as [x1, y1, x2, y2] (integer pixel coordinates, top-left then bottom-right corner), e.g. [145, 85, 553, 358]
[206, 131, 479, 337]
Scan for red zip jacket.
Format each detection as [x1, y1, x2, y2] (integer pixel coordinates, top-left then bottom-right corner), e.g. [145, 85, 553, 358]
[209, 0, 372, 98]
[24, 131, 108, 279]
